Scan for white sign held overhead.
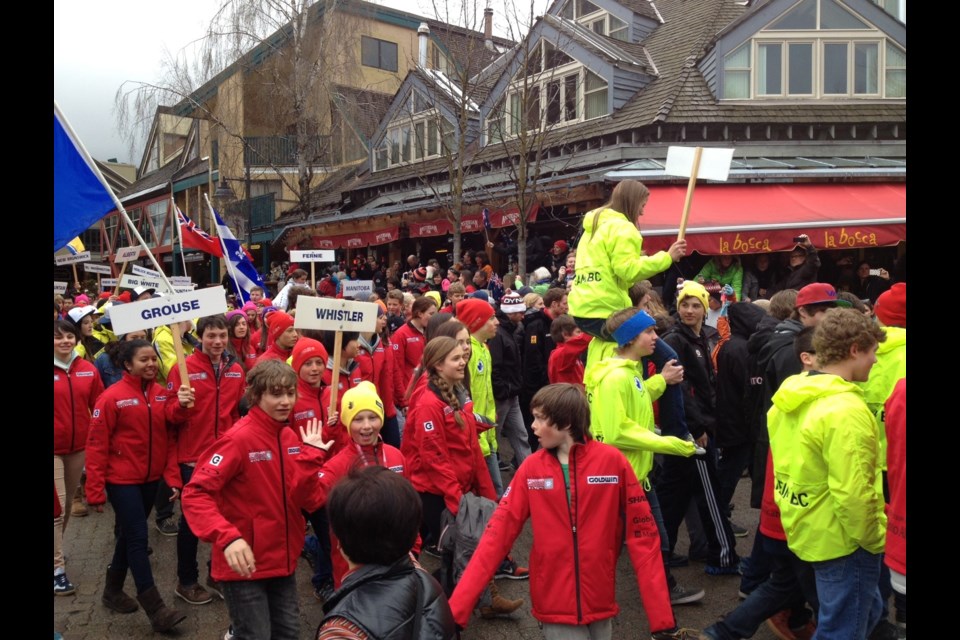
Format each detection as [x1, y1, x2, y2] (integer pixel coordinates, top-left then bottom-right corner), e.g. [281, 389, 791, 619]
[290, 250, 336, 263]
[109, 287, 227, 335]
[115, 247, 141, 262]
[101, 278, 118, 288]
[54, 251, 91, 265]
[294, 297, 378, 333]
[131, 264, 163, 278]
[665, 146, 735, 182]
[83, 263, 112, 275]
[119, 274, 192, 295]
[54, 281, 68, 294]
[170, 277, 193, 287]
[342, 280, 374, 299]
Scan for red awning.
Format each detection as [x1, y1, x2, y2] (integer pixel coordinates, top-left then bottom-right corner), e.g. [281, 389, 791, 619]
[638, 183, 905, 255]
[364, 227, 400, 246]
[308, 227, 399, 249]
[487, 202, 540, 229]
[409, 219, 452, 238]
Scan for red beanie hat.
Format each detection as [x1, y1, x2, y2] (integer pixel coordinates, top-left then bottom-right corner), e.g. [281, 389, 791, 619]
[117, 291, 132, 303]
[292, 338, 328, 374]
[874, 282, 906, 328]
[266, 311, 295, 343]
[455, 298, 494, 333]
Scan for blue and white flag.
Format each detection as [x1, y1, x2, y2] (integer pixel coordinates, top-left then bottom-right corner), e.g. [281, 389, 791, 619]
[54, 102, 116, 253]
[212, 208, 264, 304]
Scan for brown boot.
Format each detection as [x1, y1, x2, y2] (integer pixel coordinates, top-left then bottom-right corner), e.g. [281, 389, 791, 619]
[102, 566, 138, 614]
[479, 582, 523, 619]
[136, 586, 187, 632]
[71, 488, 88, 518]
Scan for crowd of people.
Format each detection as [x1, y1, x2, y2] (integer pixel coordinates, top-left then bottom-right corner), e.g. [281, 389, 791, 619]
[54, 179, 905, 640]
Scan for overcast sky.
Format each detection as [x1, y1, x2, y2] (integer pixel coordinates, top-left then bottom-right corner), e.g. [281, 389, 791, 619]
[53, 0, 528, 166]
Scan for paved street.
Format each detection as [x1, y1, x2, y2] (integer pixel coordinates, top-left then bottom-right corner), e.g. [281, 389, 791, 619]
[52, 463, 868, 639]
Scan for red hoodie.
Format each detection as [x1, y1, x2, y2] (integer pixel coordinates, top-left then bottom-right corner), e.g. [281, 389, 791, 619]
[230, 337, 259, 372]
[85, 372, 180, 505]
[884, 378, 906, 576]
[391, 321, 426, 408]
[547, 332, 592, 386]
[448, 439, 675, 631]
[181, 405, 328, 582]
[54, 356, 105, 454]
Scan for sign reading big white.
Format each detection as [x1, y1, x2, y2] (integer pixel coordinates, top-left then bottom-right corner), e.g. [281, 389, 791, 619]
[110, 286, 227, 335]
[294, 296, 378, 333]
[290, 250, 335, 263]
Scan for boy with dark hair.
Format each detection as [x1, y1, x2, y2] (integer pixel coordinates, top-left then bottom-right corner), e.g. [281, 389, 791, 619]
[547, 314, 592, 386]
[450, 383, 699, 640]
[768, 308, 887, 639]
[521, 287, 568, 450]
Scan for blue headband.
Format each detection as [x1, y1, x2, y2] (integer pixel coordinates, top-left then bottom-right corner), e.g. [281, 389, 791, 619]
[612, 310, 656, 347]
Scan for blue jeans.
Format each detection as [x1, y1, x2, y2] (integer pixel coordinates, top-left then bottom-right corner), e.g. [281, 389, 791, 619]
[812, 547, 883, 640]
[222, 574, 300, 640]
[485, 453, 504, 499]
[107, 481, 159, 594]
[496, 396, 532, 465]
[739, 525, 773, 595]
[705, 535, 817, 640]
[381, 415, 401, 449]
[305, 507, 333, 588]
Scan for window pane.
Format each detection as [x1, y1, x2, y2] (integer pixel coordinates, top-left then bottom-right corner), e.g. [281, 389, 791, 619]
[375, 145, 387, 171]
[886, 41, 906, 67]
[414, 91, 430, 113]
[381, 41, 398, 72]
[725, 43, 750, 69]
[823, 42, 848, 93]
[401, 127, 412, 162]
[885, 69, 906, 97]
[565, 74, 578, 120]
[788, 43, 813, 94]
[758, 43, 782, 94]
[510, 93, 522, 134]
[361, 36, 379, 67]
[543, 40, 573, 70]
[609, 15, 627, 31]
[585, 69, 605, 91]
[820, 0, 870, 29]
[560, 0, 573, 18]
[769, 0, 816, 30]
[577, 0, 600, 16]
[389, 129, 400, 164]
[592, 19, 605, 35]
[427, 119, 438, 155]
[546, 80, 562, 125]
[585, 87, 608, 118]
[441, 119, 454, 152]
[414, 122, 425, 159]
[854, 43, 878, 93]
[724, 70, 750, 98]
[526, 85, 541, 131]
[523, 44, 542, 77]
[610, 27, 629, 41]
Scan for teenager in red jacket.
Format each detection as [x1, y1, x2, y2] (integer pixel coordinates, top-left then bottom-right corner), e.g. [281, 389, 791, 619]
[226, 310, 258, 372]
[391, 296, 437, 412]
[356, 307, 400, 447]
[547, 314, 592, 386]
[164, 315, 246, 605]
[181, 360, 333, 640]
[448, 384, 697, 640]
[884, 378, 906, 603]
[54, 319, 105, 595]
[85, 338, 188, 632]
[255, 310, 298, 365]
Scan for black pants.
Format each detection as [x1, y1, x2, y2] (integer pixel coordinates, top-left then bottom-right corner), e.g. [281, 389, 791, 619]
[418, 492, 447, 547]
[154, 478, 175, 522]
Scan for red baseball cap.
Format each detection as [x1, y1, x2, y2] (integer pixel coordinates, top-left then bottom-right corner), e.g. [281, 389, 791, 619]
[795, 283, 851, 308]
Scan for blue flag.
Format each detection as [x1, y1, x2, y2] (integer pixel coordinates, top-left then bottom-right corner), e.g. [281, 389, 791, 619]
[54, 103, 116, 253]
[212, 208, 265, 304]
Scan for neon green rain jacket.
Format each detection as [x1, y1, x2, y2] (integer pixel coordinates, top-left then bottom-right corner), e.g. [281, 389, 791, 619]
[468, 335, 498, 457]
[768, 372, 886, 563]
[859, 326, 906, 471]
[567, 207, 673, 321]
[584, 357, 695, 486]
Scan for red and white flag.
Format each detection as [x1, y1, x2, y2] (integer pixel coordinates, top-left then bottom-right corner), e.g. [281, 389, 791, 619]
[177, 207, 223, 257]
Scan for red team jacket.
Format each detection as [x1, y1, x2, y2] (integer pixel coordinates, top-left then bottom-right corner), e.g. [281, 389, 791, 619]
[391, 322, 426, 408]
[401, 383, 496, 514]
[320, 364, 364, 457]
[54, 357, 105, 454]
[355, 336, 397, 419]
[181, 405, 329, 582]
[165, 352, 246, 464]
[448, 439, 675, 631]
[884, 378, 906, 576]
[547, 332, 592, 386]
[255, 343, 292, 365]
[85, 372, 180, 505]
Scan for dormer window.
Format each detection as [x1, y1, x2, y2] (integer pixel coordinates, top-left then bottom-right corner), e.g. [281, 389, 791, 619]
[557, 0, 628, 41]
[372, 90, 454, 171]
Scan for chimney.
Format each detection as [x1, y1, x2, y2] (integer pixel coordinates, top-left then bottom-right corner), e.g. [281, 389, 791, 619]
[418, 22, 430, 67]
[484, 7, 494, 51]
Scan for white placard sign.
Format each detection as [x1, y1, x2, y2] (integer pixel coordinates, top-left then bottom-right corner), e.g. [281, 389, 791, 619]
[131, 264, 163, 278]
[665, 146, 735, 182]
[294, 297, 378, 333]
[101, 278, 118, 288]
[54, 281, 68, 294]
[115, 247, 141, 262]
[290, 250, 335, 263]
[54, 251, 91, 265]
[120, 273, 171, 294]
[83, 263, 112, 275]
[342, 280, 374, 299]
[109, 287, 227, 335]
[170, 277, 193, 287]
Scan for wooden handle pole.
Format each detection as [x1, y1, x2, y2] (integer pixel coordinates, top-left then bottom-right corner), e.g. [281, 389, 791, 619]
[311, 263, 316, 292]
[114, 262, 128, 296]
[170, 322, 194, 408]
[677, 147, 703, 242]
[328, 331, 343, 418]
[72, 264, 80, 290]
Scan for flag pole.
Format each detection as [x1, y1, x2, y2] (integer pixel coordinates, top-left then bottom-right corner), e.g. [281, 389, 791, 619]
[172, 196, 189, 277]
[203, 194, 246, 303]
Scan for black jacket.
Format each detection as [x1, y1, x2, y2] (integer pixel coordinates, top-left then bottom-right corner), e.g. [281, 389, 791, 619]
[320, 557, 456, 640]
[488, 311, 524, 400]
[714, 303, 768, 448]
[662, 322, 719, 440]
[521, 309, 556, 397]
[773, 247, 820, 294]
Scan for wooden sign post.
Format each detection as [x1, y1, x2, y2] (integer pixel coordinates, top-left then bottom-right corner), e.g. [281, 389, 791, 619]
[664, 146, 735, 241]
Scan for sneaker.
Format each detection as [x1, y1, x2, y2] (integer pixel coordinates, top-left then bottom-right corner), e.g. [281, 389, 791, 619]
[53, 572, 76, 596]
[868, 620, 903, 640]
[766, 610, 799, 640]
[705, 562, 741, 576]
[498, 459, 512, 472]
[223, 626, 235, 640]
[205, 574, 225, 600]
[495, 557, 529, 580]
[155, 517, 179, 536]
[421, 543, 442, 559]
[729, 521, 749, 537]
[667, 552, 689, 568]
[669, 583, 705, 605]
[651, 628, 704, 639]
[175, 582, 214, 605]
[314, 580, 335, 602]
[71, 494, 89, 517]
[301, 534, 320, 570]
[737, 589, 751, 600]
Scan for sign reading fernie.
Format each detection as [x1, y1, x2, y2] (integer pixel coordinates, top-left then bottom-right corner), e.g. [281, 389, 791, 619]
[294, 297, 378, 333]
[54, 251, 91, 265]
[110, 286, 227, 335]
[131, 264, 163, 278]
[54, 281, 68, 294]
[290, 250, 335, 263]
[83, 263, 112, 275]
[342, 280, 374, 299]
[115, 247, 141, 262]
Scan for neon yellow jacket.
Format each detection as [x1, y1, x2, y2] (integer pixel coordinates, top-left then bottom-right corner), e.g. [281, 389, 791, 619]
[567, 207, 673, 321]
[584, 357, 695, 485]
[468, 335, 498, 457]
[858, 326, 906, 471]
[152, 324, 197, 388]
[768, 372, 886, 562]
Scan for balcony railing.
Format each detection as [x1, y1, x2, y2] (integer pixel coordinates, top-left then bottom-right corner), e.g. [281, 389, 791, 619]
[244, 136, 333, 167]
